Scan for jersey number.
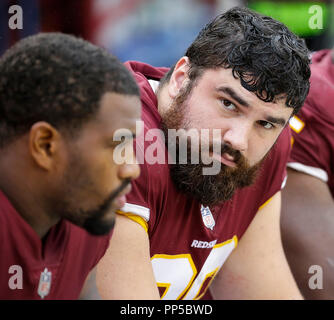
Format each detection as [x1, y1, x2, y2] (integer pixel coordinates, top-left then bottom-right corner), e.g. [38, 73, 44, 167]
[151, 236, 237, 300]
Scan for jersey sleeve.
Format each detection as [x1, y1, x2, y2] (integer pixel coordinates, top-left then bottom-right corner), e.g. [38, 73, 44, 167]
[117, 175, 151, 233]
[288, 52, 334, 183]
[288, 100, 333, 183]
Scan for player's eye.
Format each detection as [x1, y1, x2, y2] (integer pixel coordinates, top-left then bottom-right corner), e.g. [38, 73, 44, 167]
[258, 120, 275, 130]
[221, 99, 237, 112]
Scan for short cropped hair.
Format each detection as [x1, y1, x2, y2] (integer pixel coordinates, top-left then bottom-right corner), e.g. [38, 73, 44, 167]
[163, 7, 310, 115]
[0, 33, 139, 147]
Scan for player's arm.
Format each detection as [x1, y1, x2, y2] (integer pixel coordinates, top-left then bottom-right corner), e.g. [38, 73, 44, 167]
[281, 168, 334, 299]
[79, 267, 101, 300]
[209, 191, 302, 299]
[96, 214, 160, 299]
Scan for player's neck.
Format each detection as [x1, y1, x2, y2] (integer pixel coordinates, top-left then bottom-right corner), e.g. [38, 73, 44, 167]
[1, 180, 59, 239]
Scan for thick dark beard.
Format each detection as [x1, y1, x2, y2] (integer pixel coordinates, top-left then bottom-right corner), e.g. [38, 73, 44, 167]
[60, 179, 131, 236]
[160, 82, 262, 207]
[81, 179, 131, 235]
[168, 152, 262, 206]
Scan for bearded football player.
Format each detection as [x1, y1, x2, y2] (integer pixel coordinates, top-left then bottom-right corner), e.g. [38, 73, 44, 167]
[97, 7, 311, 299]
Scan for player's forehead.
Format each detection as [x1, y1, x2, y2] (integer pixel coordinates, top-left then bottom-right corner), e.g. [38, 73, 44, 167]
[75, 92, 141, 143]
[196, 67, 259, 101]
[97, 92, 141, 132]
[196, 67, 291, 116]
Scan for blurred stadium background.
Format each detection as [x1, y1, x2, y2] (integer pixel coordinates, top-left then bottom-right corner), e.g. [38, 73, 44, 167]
[1, 0, 334, 66]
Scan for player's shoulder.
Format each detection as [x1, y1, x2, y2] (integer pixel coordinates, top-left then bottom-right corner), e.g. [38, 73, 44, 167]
[302, 50, 334, 124]
[124, 61, 168, 105]
[309, 50, 333, 89]
[124, 60, 168, 80]
[133, 86, 171, 188]
[134, 122, 171, 193]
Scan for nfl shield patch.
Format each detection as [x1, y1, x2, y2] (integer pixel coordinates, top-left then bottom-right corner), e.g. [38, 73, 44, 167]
[200, 205, 215, 230]
[37, 268, 52, 299]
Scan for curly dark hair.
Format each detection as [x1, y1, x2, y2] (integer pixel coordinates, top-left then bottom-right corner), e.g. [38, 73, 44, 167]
[0, 32, 139, 148]
[164, 7, 311, 115]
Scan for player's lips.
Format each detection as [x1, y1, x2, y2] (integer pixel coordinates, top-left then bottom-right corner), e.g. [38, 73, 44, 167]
[211, 152, 237, 168]
[114, 184, 132, 209]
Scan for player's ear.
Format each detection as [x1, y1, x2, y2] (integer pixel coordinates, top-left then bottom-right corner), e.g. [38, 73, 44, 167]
[29, 122, 63, 170]
[168, 56, 190, 99]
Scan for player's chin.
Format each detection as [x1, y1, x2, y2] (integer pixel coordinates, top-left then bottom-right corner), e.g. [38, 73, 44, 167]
[82, 214, 115, 236]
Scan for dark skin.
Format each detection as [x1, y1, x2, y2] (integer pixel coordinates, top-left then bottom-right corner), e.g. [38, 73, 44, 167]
[0, 123, 68, 239]
[281, 169, 334, 299]
[0, 92, 141, 298]
[0, 92, 141, 238]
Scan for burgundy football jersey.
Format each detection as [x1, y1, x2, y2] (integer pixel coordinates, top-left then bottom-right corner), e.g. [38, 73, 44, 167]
[288, 50, 334, 197]
[120, 61, 291, 300]
[0, 191, 111, 299]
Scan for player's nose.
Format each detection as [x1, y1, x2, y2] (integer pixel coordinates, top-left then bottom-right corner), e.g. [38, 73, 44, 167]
[118, 160, 140, 181]
[223, 119, 251, 152]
